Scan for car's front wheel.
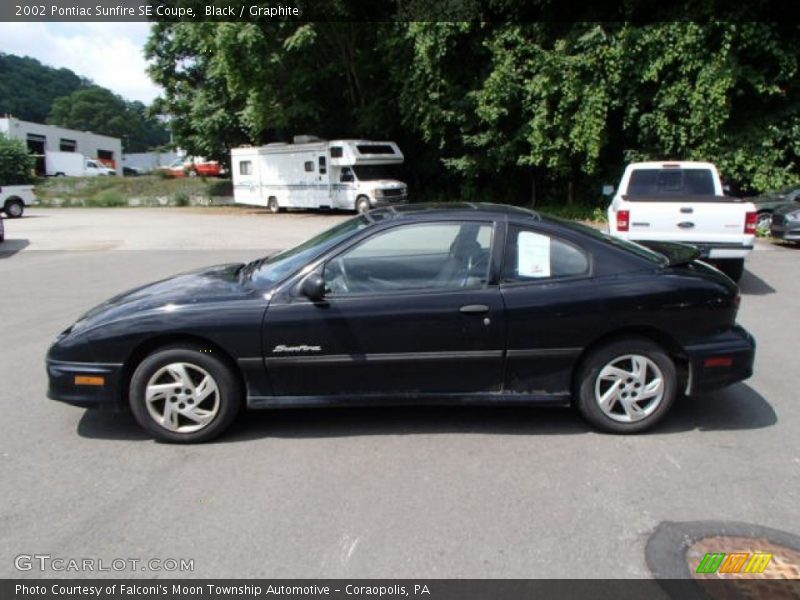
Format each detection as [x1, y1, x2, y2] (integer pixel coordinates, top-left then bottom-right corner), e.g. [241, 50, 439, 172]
[575, 338, 677, 433]
[356, 196, 371, 214]
[129, 345, 242, 443]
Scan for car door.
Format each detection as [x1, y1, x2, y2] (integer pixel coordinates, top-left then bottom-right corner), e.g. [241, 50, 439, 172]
[499, 225, 596, 398]
[262, 220, 505, 398]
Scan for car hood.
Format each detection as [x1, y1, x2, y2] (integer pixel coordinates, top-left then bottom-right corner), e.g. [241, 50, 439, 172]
[71, 263, 249, 332]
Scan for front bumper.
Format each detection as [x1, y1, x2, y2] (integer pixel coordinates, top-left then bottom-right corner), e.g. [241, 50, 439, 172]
[684, 325, 755, 395]
[47, 359, 125, 410]
[770, 222, 800, 241]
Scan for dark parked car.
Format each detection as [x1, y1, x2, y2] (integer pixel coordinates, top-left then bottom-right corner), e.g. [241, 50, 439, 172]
[0, 214, 4, 243]
[752, 186, 800, 230]
[770, 203, 800, 243]
[47, 203, 755, 442]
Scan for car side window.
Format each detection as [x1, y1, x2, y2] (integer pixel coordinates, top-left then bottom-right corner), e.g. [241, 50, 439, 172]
[324, 222, 493, 295]
[503, 228, 589, 281]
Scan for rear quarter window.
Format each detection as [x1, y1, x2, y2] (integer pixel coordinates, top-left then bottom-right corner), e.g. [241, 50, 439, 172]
[504, 229, 590, 281]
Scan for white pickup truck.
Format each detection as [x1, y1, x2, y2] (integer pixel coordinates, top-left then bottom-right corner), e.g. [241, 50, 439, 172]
[0, 184, 37, 218]
[607, 161, 756, 281]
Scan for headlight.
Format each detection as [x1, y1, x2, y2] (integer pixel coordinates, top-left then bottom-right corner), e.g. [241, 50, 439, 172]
[788, 210, 800, 221]
[373, 189, 384, 198]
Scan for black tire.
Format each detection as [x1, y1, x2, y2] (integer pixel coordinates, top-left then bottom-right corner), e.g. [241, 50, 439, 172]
[716, 258, 744, 282]
[4, 198, 24, 219]
[267, 196, 280, 214]
[356, 196, 371, 214]
[129, 345, 242, 443]
[188, 169, 198, 178]
[756, 211, 772, 231]
[575, 337, 677, 434]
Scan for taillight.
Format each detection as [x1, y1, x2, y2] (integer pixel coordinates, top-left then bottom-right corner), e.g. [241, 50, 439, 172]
[616, 210, 630, 232]
[744, 211, 757, 234]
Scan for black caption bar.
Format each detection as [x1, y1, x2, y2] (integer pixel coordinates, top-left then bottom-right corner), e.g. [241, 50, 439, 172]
[0, 0, 793, 23]
[4, 580, 800, 600]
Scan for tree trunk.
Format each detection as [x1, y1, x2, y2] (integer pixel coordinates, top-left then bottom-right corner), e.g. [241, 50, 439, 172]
[530, 171, 537, 208]
[567, 180, 574, 206]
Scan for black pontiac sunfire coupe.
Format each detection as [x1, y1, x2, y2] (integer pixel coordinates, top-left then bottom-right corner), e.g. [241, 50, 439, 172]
[47, 203, 755, 442]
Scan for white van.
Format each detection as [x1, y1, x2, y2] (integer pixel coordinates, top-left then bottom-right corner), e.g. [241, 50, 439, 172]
[231, 137, 408, 213]
[46, 151, 115, 177]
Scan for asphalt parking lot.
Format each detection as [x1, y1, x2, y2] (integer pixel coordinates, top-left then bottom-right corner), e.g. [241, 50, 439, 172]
[1, 208, 798, 580]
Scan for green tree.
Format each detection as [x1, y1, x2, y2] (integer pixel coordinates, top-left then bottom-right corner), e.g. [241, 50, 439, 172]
[48, 86, 170, 152]
[146, 19, 800, 201]
[0, 133, 35, 184]
[0, 53, 87, 123]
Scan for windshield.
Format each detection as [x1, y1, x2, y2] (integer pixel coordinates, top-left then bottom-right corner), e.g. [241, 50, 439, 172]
[248, 215, 371, 286]
[546, 216, 667, 265]
[353, 165, 398, 181]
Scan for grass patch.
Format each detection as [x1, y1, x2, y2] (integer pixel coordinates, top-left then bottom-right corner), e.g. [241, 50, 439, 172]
[536, 203, 607, 223]
[35, 175, 232, 207]
[85, 190, 127, 207]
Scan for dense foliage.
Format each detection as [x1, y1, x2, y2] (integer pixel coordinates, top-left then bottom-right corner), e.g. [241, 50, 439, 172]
[0, 133, 35, 184]
[0, 54, 169, 153]
[49, 86, 170, 152]
[146, 21, 800, 203]
[0, 54, 86, 124]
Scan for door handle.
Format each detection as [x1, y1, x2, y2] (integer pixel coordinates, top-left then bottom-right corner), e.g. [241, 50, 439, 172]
[459, 304, 489, 315]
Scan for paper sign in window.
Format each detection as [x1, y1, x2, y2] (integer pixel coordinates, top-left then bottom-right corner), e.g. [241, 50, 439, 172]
[517, 231, 551, 278]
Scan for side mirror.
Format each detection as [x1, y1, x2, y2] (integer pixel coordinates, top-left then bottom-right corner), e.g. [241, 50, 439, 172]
[602, 184, 615, 196]
[300, 273, 326, 301]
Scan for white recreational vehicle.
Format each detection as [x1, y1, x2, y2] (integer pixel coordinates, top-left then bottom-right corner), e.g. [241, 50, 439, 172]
[231, 137, 408, 213]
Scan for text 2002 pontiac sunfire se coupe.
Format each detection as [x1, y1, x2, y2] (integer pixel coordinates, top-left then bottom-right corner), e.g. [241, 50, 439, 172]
[47, 203, 755, 442]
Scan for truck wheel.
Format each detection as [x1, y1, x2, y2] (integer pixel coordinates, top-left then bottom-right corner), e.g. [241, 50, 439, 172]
[4, 198, 24, 219]
[717, 259, 744, 282]
[267, 197, 280, 214]
[575, 337, 677, 434]
[356, 196, 371, 214]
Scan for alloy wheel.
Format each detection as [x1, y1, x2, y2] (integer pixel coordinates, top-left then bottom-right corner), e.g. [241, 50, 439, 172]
[145, 362, 220, 433]
[594, 354, 665, 423]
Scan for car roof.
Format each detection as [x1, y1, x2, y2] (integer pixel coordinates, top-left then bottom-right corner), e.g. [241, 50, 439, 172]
[369, 202, 541, 222]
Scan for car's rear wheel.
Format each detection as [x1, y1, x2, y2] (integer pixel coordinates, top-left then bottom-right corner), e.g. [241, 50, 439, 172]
[267, 196, 280, 214]
[715, 258, 744, 282]
[129, 345, 242, 443]
[4, 198, 24, 218]
[575, 338, 677, 433]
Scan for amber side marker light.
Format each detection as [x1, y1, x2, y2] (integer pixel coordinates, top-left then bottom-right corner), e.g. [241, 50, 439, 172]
[75, 375, 105, 386]
[704, 357, 734, 368]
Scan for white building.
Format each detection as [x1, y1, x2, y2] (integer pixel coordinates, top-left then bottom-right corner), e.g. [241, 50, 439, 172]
[122, 151, 182, 173]
[0, 117, 123, 175]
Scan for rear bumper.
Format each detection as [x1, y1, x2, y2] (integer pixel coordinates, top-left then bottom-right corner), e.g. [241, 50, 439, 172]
[684, 325, 755, 394]
[620, 235, 753, 259]
[669, 242, 752, 260]
[46, 359, 124, 411]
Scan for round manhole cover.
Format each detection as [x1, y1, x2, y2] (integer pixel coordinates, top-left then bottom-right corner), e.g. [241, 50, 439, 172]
[646, 521, 800, 600]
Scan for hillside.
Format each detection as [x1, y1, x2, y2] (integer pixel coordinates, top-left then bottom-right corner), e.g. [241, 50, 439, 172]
[0, 53, 88, 123]
[0, 52, 169, 152]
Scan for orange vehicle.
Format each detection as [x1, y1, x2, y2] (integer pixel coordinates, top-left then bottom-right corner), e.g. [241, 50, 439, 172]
[161, 157, 225, 178]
